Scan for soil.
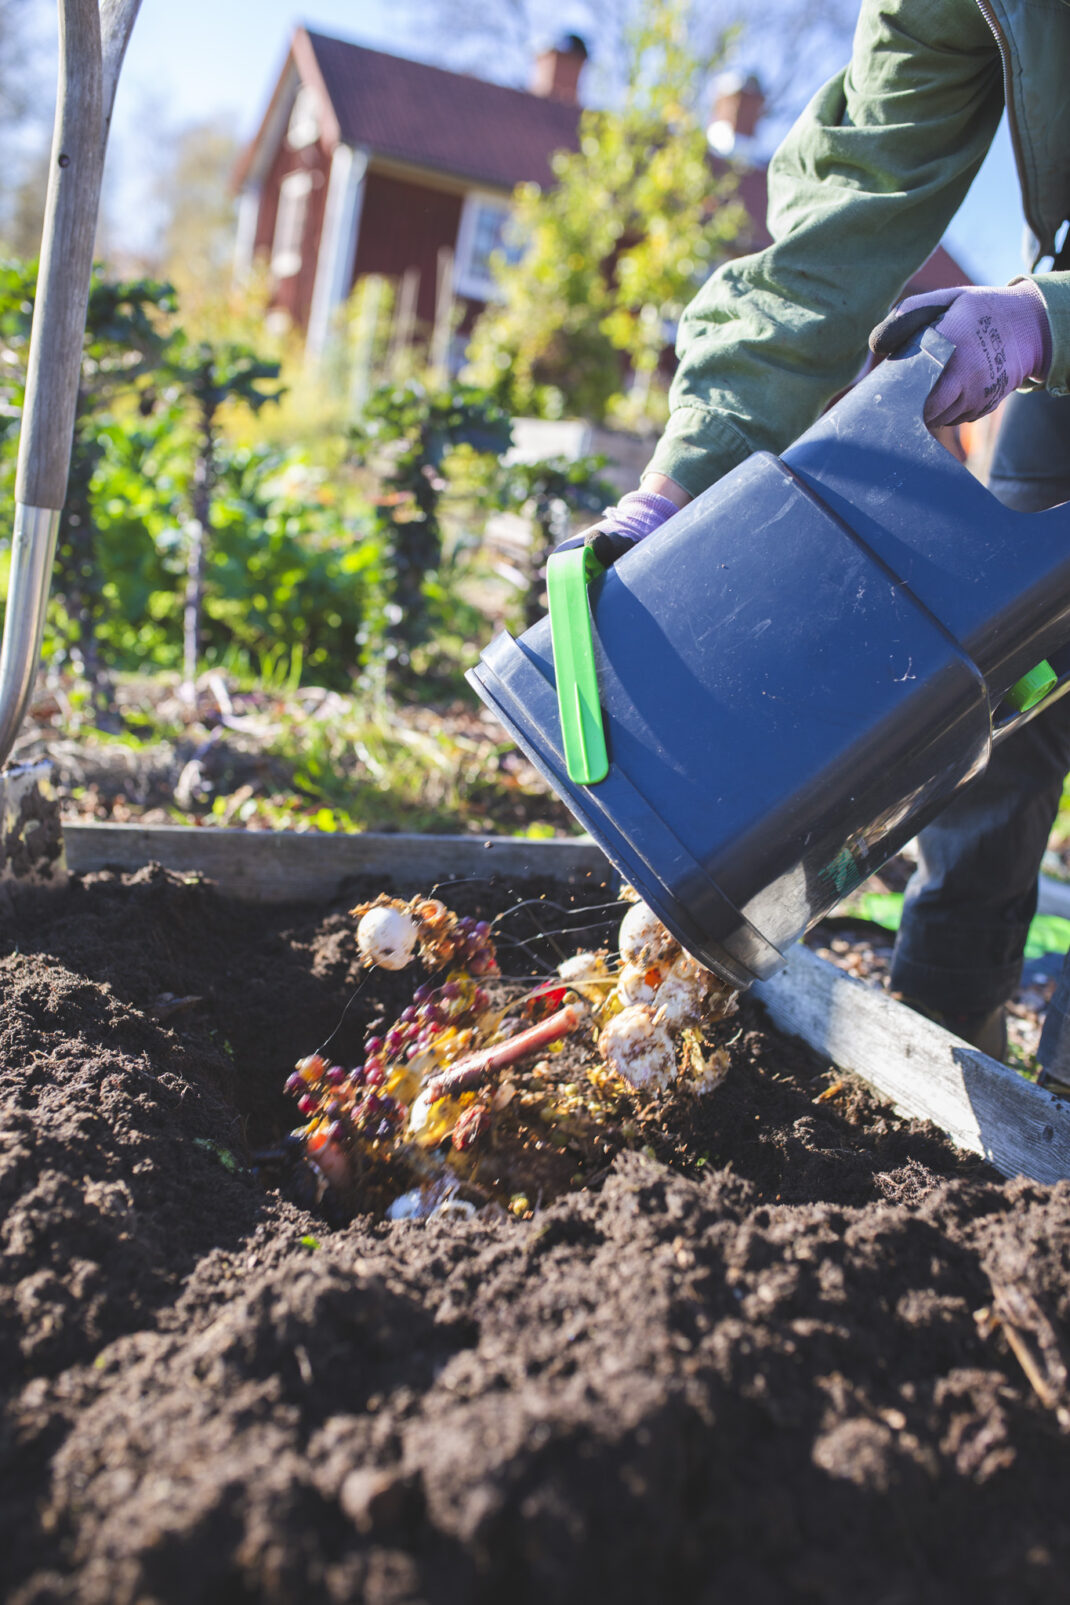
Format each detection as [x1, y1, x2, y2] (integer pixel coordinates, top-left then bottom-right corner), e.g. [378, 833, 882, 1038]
[3, 866, 1070, 1604]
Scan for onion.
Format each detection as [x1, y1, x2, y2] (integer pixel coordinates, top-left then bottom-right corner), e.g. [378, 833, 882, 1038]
[616, 962, 662, 1007]
[357, 905, 419, 970]
[618, 900, 678, 968]
[653, 970, 707, 1029]
[557, 949, 612, 1003]
[599, 1004, 676, 1093]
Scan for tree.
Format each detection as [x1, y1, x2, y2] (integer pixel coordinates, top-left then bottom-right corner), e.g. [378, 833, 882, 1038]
[396, 0, 857, 122]
[0, 0, 53, 256]
[466, 0, 745, 429]
[150, 118, 245, 326]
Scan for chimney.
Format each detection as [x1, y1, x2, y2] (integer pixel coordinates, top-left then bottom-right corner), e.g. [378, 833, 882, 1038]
[708, 72, 764, 156]
[531, 33, 588, 105]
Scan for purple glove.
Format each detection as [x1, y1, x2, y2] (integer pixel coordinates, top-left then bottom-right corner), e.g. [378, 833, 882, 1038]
[558, 489, 681, 568]
[868, 280, 1052, 427]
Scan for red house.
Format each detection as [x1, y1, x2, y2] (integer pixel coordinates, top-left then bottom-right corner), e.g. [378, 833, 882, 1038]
[234, 35, 971, 365]
[233, 29, 586, 358]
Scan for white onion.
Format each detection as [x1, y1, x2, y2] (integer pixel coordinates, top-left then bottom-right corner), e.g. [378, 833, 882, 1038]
[357, 905, 419, 970]
[599, 1004, 676, 1093]
[618, 900, 678, 968]
[653, 970, 707, 1029]
[616, 961, 662, 1007]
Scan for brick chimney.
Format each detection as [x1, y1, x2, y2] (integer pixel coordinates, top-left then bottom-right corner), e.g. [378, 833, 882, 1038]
[708, 72, 764, 156]
[531, 33, 588, 105]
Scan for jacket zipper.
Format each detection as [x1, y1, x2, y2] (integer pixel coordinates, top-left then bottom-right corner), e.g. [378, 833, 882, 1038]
[974, 0, 1046, 257]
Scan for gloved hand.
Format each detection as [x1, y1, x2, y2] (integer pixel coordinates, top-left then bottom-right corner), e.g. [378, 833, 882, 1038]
[557, 488, 682, 568]
[868, 280, 1052, 428]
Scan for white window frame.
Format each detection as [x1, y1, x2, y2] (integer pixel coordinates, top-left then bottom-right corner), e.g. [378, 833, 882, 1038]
[271, 169, 312, 279]
[287, 84, 321, 150]
[453, 190, 519, 301]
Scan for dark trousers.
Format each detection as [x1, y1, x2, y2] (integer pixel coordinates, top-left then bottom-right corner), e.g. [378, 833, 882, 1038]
[890, 388, 1070, 1016]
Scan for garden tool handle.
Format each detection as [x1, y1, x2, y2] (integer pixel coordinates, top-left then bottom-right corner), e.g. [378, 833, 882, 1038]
[0, 0, 140, 769]
[16, 0, 143, 509]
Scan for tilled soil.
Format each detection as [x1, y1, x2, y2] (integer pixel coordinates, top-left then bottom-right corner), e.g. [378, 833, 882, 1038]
[2, 866, 1070, 1605]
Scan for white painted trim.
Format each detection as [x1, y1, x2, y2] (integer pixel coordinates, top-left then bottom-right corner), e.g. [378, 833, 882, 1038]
[246, 62, 300, 189]
[232, 185, 261, 280]
[271, 169, 313, 279]
[306, 144, 369, 360]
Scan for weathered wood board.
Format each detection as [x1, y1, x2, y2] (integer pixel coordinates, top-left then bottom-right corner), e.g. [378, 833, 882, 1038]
[755, 942, 1070, 1185]
[61, 822, 1070, 1185]
[64, 822, 613, 903]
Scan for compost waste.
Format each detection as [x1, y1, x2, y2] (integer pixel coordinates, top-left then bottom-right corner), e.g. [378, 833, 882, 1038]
[2, 864, 1069, 1605]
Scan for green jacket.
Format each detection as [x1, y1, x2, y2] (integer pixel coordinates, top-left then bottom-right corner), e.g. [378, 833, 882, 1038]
[647, 0, 1070, 497]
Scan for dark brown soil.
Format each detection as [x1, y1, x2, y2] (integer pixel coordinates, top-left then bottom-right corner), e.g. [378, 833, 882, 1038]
[2, 866, 1069, 1605]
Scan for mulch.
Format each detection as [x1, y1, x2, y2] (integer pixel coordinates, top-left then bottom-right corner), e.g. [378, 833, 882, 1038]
[2, 866, 1069, 1604]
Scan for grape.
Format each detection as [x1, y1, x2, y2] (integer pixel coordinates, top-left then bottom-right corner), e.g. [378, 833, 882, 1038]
[475, 920, 491, 938]
[401, 1005, 418, 1023]
[325, 1066, 346, 1087]
[414, 984, 432, 1005]
[284, 1071, 303, 1095]
[348, 1066, 366, 1087]
[365, 1035, 383, 1055]
[297, 1093, 319, 1116]
[365, 1065, 385, 1087]
[385, 1028, 405, 1055]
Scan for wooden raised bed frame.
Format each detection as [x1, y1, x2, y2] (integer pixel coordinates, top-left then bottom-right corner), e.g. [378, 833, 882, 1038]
[62, 821, 1070, 1188]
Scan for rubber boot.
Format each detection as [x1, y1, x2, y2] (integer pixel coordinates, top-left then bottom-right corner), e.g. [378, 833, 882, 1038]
[895, 996, 1008, 1061]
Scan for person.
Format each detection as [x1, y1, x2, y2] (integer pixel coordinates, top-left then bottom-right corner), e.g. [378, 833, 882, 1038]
[578, 0, 1070, 1057]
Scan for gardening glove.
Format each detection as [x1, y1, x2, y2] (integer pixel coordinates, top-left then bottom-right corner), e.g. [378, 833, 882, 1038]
[557, 489, 682, 569]
[869, 280, 1052, 428]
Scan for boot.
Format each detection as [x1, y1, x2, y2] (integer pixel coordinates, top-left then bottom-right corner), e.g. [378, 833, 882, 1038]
[894, 996, 1008, 1061]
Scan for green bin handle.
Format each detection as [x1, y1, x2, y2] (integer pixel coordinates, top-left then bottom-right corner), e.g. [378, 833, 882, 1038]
[545, 546, 609, 785]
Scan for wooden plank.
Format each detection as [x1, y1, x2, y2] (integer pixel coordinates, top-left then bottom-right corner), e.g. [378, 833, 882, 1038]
[64, 822, 613, 903]
[755, 942, 1070, 1185]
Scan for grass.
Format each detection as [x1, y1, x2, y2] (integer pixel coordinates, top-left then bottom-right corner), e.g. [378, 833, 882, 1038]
[16, 666, 578, 838]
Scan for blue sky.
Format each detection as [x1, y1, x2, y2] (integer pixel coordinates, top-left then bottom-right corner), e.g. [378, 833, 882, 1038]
[94, 0, 1027, 283]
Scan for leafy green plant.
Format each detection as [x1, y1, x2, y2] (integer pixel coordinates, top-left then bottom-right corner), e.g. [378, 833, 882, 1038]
[352, 379, 512, 678]
[499, 455, 614, 627]
[163, 337, 284, 694]
[466, 0, 744, 429]
[0, 263, 177, 701]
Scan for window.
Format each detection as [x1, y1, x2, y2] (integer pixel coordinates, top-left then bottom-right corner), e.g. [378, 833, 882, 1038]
[454, 192, 522, 300]
[272, 170, 312, 279]
[287, 85, 320, 150]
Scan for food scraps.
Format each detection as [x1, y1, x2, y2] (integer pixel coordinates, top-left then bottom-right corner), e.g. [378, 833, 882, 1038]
[281, 892, 738, 1217]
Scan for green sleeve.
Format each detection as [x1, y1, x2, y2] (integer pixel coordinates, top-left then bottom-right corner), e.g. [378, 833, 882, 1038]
[646, 0, 1004, 497]
[1033, 273, 1070, 393]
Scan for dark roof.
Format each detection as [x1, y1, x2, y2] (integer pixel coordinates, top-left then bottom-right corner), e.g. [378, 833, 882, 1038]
[302, 29, 581, 190]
